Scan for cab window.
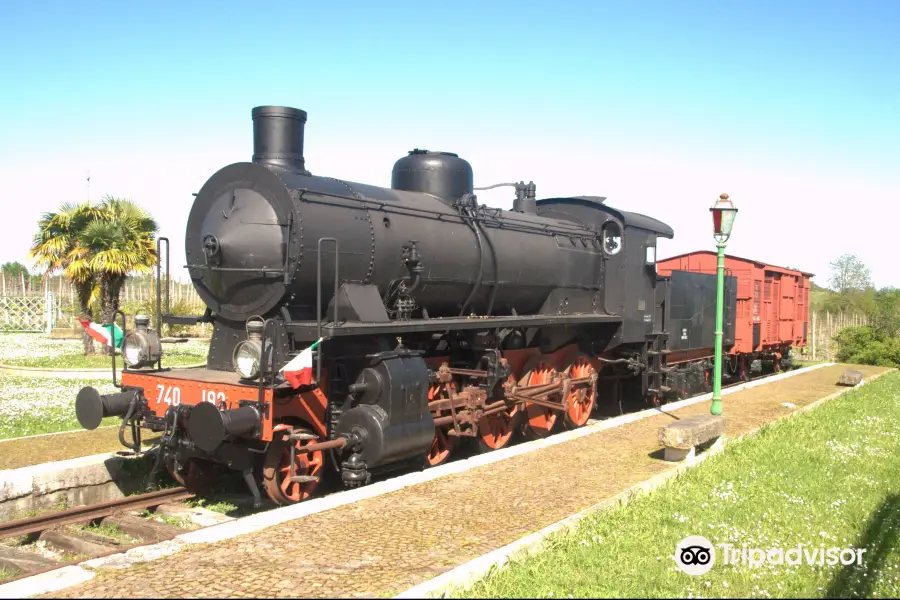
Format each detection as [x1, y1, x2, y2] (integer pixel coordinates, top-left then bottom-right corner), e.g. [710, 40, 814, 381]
[602, 222, 623, 255]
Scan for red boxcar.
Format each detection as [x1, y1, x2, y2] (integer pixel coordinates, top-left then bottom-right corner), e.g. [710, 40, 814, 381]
[657, 251, 813, 362]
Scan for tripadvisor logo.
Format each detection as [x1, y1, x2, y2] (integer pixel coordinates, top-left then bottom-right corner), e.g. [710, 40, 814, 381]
[675, 536, 716, 575]
[674, 536, 867, 575]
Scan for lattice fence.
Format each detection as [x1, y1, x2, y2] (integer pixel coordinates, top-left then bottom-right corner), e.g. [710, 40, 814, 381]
[0, 295, 52, 333]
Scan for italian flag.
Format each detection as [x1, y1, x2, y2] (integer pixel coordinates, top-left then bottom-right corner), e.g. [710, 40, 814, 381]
[77, 317, 124, 349]
[280, 337, 324, 388]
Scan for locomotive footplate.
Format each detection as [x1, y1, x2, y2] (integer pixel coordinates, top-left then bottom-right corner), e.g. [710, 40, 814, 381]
[285, 313, 622, 338]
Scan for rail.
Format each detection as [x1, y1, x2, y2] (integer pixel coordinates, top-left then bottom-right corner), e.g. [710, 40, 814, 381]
[0, 487, 193, 541]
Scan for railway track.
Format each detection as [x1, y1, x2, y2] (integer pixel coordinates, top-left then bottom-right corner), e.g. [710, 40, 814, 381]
[0, 487, 194, 541]
[0, 487, 196, 585]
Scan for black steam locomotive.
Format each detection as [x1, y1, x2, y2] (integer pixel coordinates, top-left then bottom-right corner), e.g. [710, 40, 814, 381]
[75, 106, 737, 506]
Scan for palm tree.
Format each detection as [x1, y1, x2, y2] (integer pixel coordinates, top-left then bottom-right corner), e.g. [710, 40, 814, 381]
[79, 196, 159, 353]
[29, 196, 159, 355]
[29, 202, 106, 355]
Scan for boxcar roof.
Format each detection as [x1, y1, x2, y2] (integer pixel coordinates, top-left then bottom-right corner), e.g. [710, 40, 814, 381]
[659, 250, 815, 277]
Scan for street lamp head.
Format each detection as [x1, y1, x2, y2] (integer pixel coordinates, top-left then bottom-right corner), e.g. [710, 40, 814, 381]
[710, 193, 738, 243]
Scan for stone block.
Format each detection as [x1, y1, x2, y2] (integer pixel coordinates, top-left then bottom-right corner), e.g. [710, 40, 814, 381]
[663, 446, 696, 462]
[0, 544, 58, 575]
[658, 414, 725, 450]
[837, 369, 864, 387]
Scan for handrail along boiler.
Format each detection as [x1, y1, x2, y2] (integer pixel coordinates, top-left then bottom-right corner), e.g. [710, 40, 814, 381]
[73, 105, 809, 506]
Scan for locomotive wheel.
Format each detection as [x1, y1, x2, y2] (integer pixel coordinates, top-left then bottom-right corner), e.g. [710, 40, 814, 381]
[426, 382, 458, 468]
[562, 354, 596, 430]
[519, 356, 559, 440]
[476, 375, 520, 453]
[164, 457, 213, 492]
[262, 427, 324, 505]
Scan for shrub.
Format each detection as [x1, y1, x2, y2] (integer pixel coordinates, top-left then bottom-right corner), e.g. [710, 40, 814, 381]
[834, 326, 900, 367]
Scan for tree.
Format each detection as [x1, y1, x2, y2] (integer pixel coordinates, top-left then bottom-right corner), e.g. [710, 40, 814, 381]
[29, 202, 106, 355]
[1, 261, 30, 292]
[873, 287, 900, 338]
[78, 196, 158, 353]
[828, 254, 873, 315]
[29, 196, 158, 355]
[1, 261, 29, 278]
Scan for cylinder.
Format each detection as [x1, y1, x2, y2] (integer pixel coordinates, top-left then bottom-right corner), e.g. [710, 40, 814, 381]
[252, 106, 308, 173]
[336, 404, 434, 469]
[75, 387, 134, 430]
[187, 401, 261, 453]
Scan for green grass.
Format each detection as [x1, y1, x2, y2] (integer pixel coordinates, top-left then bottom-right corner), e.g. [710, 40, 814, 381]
[0, 333, 206, 441]
[456, 370, 900, 599]
[0, 375, 121, 440]
[0, 565, 17, 584]
[0, 333, 208, 369]
[73, 522, 137, 544]
[204, 500, 241, 515]
[5, 352, 205, 369]
[153, 513, 192, 528]
[185, 497, 244, 516]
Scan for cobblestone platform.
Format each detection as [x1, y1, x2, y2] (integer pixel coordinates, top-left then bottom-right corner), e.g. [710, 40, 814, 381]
[45, 364, 888, 599]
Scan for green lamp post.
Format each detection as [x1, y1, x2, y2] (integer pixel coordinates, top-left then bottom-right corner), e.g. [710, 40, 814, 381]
[710, 193, 738, 416]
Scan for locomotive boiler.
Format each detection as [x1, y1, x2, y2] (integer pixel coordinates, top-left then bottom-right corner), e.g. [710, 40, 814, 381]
[73, 105, 807, 507]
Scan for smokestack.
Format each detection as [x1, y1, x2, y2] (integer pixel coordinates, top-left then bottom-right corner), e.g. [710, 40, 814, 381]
[251, 106, 309, 173]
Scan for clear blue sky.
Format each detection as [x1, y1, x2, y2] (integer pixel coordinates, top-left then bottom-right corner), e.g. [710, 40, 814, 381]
[2, 0, 899, 287]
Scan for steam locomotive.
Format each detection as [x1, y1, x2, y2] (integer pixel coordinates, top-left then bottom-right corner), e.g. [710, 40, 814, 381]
[74, 106, 807, 507]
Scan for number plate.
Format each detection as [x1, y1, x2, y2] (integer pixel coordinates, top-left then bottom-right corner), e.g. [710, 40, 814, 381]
[156, 384, 182, 406]
[154, 385, 226, 407]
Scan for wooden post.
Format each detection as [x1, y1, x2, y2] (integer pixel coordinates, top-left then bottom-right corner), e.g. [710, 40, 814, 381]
[811, 311, 816, 361]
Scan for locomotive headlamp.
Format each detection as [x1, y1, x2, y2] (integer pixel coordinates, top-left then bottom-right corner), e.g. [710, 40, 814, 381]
[123, 314, 162, 369]
[710, 193, 738, 242]
[233, 319, 265, 379]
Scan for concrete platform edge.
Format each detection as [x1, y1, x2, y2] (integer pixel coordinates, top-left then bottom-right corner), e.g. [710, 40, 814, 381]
[0, 451, 141, 504]
[0, 566, 95, 600]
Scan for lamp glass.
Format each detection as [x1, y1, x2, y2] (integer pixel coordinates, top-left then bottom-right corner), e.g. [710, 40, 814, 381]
[710, 196, 738, 239]
[233, 341, 261, 379]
